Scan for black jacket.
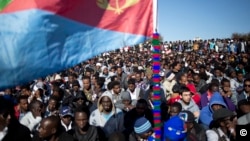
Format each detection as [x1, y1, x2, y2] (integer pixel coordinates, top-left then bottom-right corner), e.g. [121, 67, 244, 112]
[2, 119, 32, 141]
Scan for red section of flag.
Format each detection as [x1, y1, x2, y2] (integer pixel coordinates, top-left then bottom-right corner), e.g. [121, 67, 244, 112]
[1, 0, 153, 36]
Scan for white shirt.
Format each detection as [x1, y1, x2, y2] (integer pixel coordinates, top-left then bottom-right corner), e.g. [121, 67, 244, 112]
[61, 120, 73, 131]
[0, 127, 8, 140]
[129, 90, 137, 100]
[206, 128, 230, 141]
[20, 111, 42, 132]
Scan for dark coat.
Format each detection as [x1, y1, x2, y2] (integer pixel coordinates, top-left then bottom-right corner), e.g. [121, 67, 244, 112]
[32, 131, 74, 141]
[2, 119, 32, 141]
[67, 125, 99, 141]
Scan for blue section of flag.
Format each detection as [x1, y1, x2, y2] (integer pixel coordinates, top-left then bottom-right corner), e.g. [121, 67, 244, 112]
[0, 9, 147, 90]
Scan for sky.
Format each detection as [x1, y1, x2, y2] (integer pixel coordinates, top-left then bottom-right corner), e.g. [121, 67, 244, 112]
[158, 0, 250, 41]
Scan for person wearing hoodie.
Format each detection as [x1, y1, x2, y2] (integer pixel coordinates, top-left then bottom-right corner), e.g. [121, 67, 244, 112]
[199, 92, 228, 130]
[89, 90, 124, 140]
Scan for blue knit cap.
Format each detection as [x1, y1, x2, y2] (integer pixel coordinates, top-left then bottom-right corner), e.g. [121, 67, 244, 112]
[134, 117, 152, 134]
[164, 115, 187, 141]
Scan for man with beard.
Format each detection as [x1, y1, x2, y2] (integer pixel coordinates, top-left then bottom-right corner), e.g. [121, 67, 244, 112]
[89, 91, 124, 140]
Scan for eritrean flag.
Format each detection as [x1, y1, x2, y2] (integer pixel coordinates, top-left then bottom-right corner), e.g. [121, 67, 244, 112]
[0, 0, 153, 89]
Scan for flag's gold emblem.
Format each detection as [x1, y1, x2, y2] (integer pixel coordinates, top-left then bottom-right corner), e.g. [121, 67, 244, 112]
[97, 0, 139, 15]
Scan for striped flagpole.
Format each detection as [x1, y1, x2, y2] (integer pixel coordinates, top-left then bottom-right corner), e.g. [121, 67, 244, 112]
[152, 33, 161, 140]
[152, 0, 161, 140]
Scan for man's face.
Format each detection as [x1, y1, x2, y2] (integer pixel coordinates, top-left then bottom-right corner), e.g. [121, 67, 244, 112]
[75, 112, 88, 129]
[19, 99, 28, 111]
[21, 88, 31, 96]
[244, 81, 250, 92]
[136, 103, 146, 116]
[169, 106, 180, 117]
[122, 99, 131, 106]
[222, 82, 231, 92]
[175, 63, 181, 71]
[179, 76, 188, 85]
[138, 130, 153, 139]
[181, 92, 192, 103]
[83, 79, 90, 90]
[61, 115, 72, 126]
[68, 76, 74, 83]
[38, 120, 54, 139]
[211, 104, 223, 111]
[128, 84, 135, 92]
[211, 86, 219, 93]
[103, 68, 109, 74]
[113, 85, 121, 94]
[237, 73, 244, 82]
[73, 85, 79, 92]
[135, 74, 141, 82]
[100, 96, 112, 112]
[185, 122, 194, 131]
[239, 105, 250, 114]
[76, 98, 84, 106]
[85, 72, 91, 77]
[48, 100, 57, 112]
[193, 75, 200, 84]
[214, 70, 221, 77]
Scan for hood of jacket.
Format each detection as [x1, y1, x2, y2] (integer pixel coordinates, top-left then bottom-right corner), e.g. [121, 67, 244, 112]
[209, 92, 227, 112]
[97, 91, 115, 113]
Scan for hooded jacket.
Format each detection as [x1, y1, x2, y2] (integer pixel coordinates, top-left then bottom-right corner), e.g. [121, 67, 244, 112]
[89, 91, 124, 137]
[199, 92, 227, 129]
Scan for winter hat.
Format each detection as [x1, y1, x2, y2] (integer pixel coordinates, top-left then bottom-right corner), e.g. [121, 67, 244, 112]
[179, 110, 195, 123]
[164, 115, 187, 141]
[213, 108, 234, 121]
[121, 91, 131, 101]
[134, 117, 152, 134]
[165, 71, 175, 81]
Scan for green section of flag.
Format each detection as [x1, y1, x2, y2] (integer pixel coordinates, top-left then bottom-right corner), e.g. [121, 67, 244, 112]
[0, 0, 12, 11]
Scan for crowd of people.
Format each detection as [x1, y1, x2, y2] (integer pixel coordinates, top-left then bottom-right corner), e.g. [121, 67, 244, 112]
[0, 38, 250, 141]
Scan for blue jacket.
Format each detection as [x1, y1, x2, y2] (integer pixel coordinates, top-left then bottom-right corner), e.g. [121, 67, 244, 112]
[199, 92, 227, 128]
